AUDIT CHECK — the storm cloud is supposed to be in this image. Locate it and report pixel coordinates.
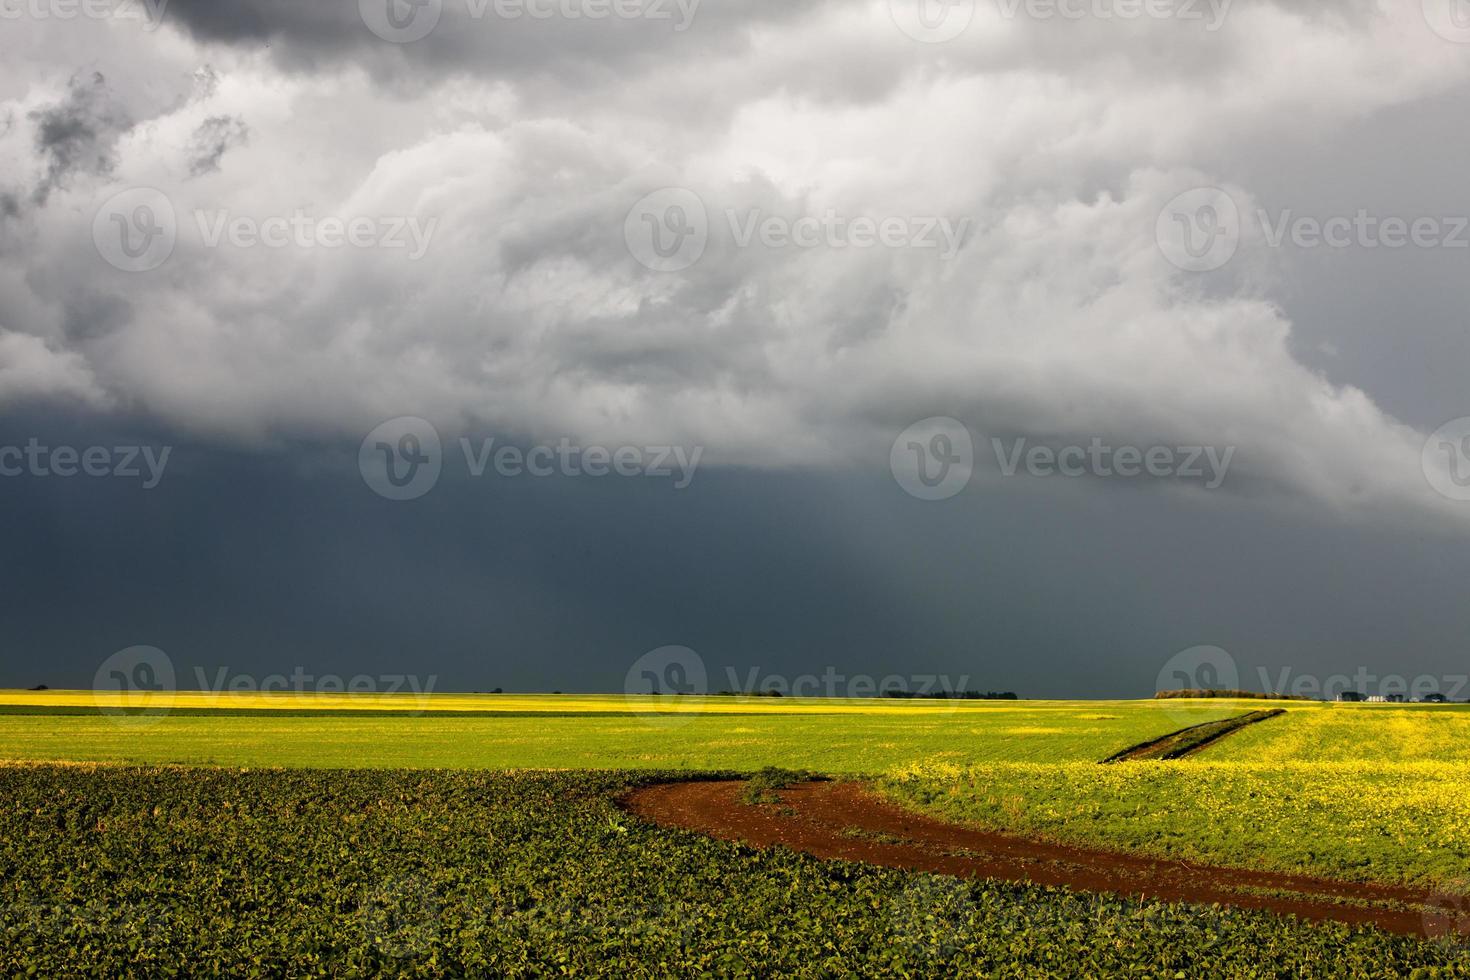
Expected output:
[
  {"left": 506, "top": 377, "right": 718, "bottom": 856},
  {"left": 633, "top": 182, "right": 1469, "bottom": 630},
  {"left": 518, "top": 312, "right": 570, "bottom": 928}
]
[{"left": 1, "top": 1, "right": 1468, "bottom": 692}]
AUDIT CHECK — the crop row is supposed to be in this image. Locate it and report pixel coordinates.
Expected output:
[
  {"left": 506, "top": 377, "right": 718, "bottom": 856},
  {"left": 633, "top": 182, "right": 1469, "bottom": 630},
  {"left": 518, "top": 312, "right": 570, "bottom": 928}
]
[{"left": 0, "top": 766, "right": 1466, "bottom": 977}]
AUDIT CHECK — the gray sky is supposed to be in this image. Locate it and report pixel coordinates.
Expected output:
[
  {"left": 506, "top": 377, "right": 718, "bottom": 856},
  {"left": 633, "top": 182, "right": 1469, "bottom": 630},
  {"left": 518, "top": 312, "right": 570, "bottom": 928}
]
[{"left": 2, "top": 1, "right": 1469, "bottom": 697}]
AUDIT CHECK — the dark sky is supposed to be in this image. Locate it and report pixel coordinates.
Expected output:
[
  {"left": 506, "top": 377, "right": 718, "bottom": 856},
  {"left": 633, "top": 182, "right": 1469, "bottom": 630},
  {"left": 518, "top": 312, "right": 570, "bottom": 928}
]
[
  {"left": 3, "top": 409, "right": 1465, "bottom": 698},
  {"left": 3, "top": 3, "right": 1470, "bottom": 699}
]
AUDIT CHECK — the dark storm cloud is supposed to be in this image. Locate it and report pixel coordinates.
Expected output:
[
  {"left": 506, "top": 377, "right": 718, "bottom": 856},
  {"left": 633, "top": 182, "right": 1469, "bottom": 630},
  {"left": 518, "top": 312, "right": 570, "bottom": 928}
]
[
  {"left": 61, "top": 290, "right": 133, "bottom": 345},
  {"left": 161, "top": 0, "right": 833, "bottom": 81},
  {"left": 186, "top": 115, "right": 249, "bottom": 177},
  {"left": 27, "top": 72, "right": 132, "bottom": 206},
  {"left": 2, "top": 414, "right": 1467, "bottom": 698}
]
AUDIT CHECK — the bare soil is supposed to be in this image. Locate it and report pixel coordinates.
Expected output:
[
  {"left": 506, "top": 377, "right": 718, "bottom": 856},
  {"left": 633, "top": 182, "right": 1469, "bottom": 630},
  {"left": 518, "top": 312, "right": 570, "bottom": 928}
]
[{"left": 622, "top": 779, "right": 1435, "bottom": 937}]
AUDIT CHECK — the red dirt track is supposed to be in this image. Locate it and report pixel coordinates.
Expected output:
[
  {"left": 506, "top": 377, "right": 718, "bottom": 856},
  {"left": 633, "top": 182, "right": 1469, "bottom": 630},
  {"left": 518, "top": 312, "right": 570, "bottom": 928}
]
[{"left": 622, "top": 779, "right": 1436, "bottom": 937}]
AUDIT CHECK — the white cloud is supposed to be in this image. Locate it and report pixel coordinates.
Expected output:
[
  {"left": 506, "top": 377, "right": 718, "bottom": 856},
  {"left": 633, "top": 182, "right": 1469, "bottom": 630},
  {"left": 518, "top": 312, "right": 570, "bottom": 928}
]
[{"left": 1, "top": 0, "right": 1468, "bottom": 525}]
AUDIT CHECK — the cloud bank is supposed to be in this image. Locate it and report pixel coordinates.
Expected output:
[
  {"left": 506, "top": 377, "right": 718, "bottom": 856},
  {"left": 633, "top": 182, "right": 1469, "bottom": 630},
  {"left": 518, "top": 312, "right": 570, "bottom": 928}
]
[{"left": 2, "top": 0, "right": 1468, "bottom": 526}]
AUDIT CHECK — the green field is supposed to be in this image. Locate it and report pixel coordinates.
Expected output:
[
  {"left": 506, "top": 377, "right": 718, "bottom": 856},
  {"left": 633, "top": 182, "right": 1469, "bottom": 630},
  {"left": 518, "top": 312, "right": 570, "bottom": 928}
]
[
  {"left": 0, "top": 690, "right": 1252, "bottom": 775},
  {"left": 2, "top": 766, "right": 1466, "bottom": 978},
  {"left": 883, "top": 702, "right": 1470, "bottom": 887},
  {"left": 0, "top": 691, "right": 1248, "bottom": 770},
  {"left": 3, "top": 692, "right": 1469, "bottom": 976}
]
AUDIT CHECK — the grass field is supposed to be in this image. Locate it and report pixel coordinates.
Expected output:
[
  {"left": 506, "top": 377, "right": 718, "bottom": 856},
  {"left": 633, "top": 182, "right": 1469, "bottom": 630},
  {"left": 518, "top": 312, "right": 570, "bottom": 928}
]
[
  {"left": 2, "top": 691, "right": 1469, "bottom": 975},
  {"left": 882, "top": 702, "right": 1470, "bottom": 888},
  {"left": 0, "top": 691, "right": 1247, "bottom": 770}
]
